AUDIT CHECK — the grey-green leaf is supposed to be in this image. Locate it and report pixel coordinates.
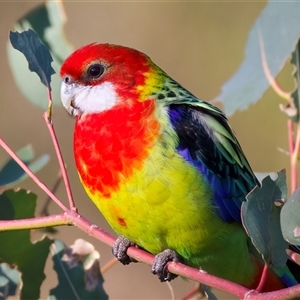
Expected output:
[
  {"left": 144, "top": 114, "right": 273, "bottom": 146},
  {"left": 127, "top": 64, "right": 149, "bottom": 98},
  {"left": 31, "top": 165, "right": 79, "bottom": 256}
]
[
  {"left": 0, "top": 144, "right": 49, "bottom": 188},
  {"left": 217, "top": 2, "right": 300, "bottom": 116},
  {"left": 7, "top": 1, "right": 73, "bottom": 109},
  {"left": 281, "top": 188, "right": 300, "bottom": 245},
  {"left": 0, "top": 189, "right": 53, "bottom": 300},
  {"left": 242, "top": 170, "right": 288, "bottom": 268},
  {"left": 9, "top": 29, "right": 55, "bottom": 90},
  {"left": 0, "top": 263, "right": 21, "bottom": 299}
]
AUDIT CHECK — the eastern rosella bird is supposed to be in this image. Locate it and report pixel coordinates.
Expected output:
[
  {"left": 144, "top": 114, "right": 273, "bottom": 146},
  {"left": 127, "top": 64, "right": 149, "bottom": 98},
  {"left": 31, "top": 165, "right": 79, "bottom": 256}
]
[{"left": 60, "top": 43, "right": 300, "bottom": 292}]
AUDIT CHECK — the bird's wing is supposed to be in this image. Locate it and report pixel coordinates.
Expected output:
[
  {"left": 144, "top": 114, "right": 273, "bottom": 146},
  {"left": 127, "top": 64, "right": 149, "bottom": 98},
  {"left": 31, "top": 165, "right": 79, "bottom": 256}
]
[{"left": 160, "top": 79, "right": 259, "bottom": 222}]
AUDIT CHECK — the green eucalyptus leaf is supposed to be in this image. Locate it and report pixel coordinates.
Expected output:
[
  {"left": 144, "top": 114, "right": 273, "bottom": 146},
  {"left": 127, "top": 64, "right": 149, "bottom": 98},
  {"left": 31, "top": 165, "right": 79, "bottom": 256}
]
[
  {"left": 0, "top": 145, "right": 49, "bottom": 188},
  {"left": 0, "top": 145, "right": 33, "bottom": 187},
  {"left": 0, "top": 263, "right": 21, "bottom": 299},
  {"left": 281, "top": 188, "right": 300, "bottom": 245},
  {"left": 254, "top": 172, "right": 277, "bottom": 183},
  {"left": 217, "top": 2, "right": 300, "bottom": 116},
  {"left": 9, "top": 29, "right": 55, "bottom": 90},
  {"left": 0, "top": 189, "right": 52, "bottom": 300},
  {"left": 242, "top": 170, "right": 288, "bottom": 268},
  {"left": 7, "top": 0, "right": 73, "bottom": 109}
]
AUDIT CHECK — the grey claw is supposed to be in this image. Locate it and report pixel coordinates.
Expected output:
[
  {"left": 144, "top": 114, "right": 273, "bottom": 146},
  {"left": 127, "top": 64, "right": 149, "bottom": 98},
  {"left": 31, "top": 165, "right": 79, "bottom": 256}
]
[
  {"left": 112, "top": 235, "right": 137, "bottom": 265},
  {"left": 152, "top": 249, "right": 180, "bottom": 282}
]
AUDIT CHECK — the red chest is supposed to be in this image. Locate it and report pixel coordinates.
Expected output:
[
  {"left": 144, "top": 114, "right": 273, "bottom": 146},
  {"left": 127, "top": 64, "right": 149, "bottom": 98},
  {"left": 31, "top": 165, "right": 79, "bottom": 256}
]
[{"left": 73, "top": 101, "right": 160, "bottom": 197}]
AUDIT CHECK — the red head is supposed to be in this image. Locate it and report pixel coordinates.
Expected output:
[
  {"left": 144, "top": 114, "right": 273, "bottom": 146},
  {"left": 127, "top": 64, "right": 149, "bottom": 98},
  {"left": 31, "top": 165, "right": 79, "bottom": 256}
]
[{"left": 60, "top": 43, "right": 155, "bottom": 116}]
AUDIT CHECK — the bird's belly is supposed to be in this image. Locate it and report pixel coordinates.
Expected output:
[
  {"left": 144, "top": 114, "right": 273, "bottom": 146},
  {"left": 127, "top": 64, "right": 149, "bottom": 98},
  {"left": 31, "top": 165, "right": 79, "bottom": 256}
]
[
  {"left": 79, "top": 144, "right": 256, "bottom": 286},
  {"left": 81, "top": 149, "right": 222, "bottom": 258}
]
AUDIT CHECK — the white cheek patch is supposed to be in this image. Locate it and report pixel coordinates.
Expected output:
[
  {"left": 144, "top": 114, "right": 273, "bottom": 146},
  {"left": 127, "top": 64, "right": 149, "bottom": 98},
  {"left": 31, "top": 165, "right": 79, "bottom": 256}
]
[
  {"left": 61, "top": 81, "right": 118, "bottom": 115},
  {"left": 74, "top": 82, "right": 118, "bottom": 114}
]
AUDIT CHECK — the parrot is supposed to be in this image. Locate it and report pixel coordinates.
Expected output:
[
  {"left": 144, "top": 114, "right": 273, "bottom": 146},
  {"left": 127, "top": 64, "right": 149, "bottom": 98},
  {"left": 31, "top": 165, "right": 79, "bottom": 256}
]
[{"left": 60, "top": 43, "right": 300, "bottom": 292}]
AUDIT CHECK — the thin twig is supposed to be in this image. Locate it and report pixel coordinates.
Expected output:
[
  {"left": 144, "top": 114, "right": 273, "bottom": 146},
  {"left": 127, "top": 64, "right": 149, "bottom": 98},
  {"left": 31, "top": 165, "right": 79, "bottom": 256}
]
[
  {"left": 0, "top": 137, "right": 69, "bottom": 212},
  {"left": 258, "top": 28, "right": 291, "bottom": 101},
  {"left": 259, "top": 28, "right": 298, "bottom": 194},
  {"left": 166, "top": 281, "right": 176, "bottom": 300},
  {"left": 288, "top": 120, "right": 297, "bottom": 192},
  {"left": 288, "top": 119, "right": 295, "bottom": 156},
  {"left": 255, "top": 263, "right": 269, "bottom": 292},
  {"left": 43, "top": 113, "right": 77, "bottom": 211},
  {"left": 100, "top": 257, "right": 118, "bottom": 274},
  {"left": 291, "top": 122, "right": 300, "bottom": 192}
]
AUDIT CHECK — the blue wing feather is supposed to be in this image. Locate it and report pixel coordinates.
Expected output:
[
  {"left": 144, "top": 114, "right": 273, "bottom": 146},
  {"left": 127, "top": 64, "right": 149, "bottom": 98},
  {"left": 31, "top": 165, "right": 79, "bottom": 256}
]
[{"left": 168, "top": 103, "right": 259, "bottom": 223}]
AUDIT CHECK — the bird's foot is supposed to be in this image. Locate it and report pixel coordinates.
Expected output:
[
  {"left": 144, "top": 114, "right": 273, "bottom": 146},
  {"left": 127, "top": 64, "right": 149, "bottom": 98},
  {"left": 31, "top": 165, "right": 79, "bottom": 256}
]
[
  {"left": 112, "top": 235, "right": 138, "bottom": 265},
  {"left": 152, "top": 249, "right": 181, "bottom": 282}
]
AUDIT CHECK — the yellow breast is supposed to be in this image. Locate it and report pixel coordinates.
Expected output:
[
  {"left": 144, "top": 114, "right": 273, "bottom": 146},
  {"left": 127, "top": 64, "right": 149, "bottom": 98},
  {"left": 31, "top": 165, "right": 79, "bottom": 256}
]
[{"left": 81, "top": 134, "right": 218, "bottom": 255}]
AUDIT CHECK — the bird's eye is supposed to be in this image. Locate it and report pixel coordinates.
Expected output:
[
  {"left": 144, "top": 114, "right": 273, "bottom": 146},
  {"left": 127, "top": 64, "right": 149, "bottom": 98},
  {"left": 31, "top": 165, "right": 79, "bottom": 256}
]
[
  {"left": 64, "top": 76, "right": 71, "bottom": 84},
  {"left": 87, "top": 64, "right": 105, "bottom": 79}
]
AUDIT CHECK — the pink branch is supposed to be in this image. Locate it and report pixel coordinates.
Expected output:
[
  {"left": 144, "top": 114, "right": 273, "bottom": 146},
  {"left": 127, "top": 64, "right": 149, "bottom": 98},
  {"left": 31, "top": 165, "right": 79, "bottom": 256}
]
[
  {"left": 66, "top": 210, "right": 250, "bottom": 298},
  {"left": 258, "top": 28, "right": 291, "bottom": 101},
  {"left": 44, "top": 84, "right": 76, "bottom": 211},
  {"left": 291, "top": 122, "right": 300, "bottom": 192},
  {"left": 66, "top": 211, "right": 300, "bottom": 299},
  {"left": 259, "top": 28, "right": 299, "bottom": 194},
  {"left": 288, "top": 120, "right": 297, "bottom": 192},
  {"left": 0, "top": 137, "right": 69, "bottom": 212},
  {"left": 288, "top": 119, "right": 295, "bottom": 155},
  {"left": 0, "top": 213, "right": 70, "bottom": 230},
  {"left": 247, "top": 284, "right": 300, "bottom": 300},
  {"left": 181, "top": 284, "right": 202, "bottom": 300},
  {"left": 1, "top": 199, "right": 300, "bottom": 299},
  {"left": 255, "top": 263, "right": 269, "bottom": 292},
  {"left": 43, "top": 112, "right": 77, "bottom": 211},
  {"left": 0, "top": 208, "right": 251, "bottom": 297},
  {"left": 100, "top": 257, "right": 119, "bottom": 274}
]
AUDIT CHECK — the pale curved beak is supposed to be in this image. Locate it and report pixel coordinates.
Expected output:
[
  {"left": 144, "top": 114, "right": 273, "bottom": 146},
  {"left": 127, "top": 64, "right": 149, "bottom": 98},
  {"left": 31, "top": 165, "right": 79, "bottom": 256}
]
[{"left": 60, "top": 80, "right": 80, "bottom": 116}]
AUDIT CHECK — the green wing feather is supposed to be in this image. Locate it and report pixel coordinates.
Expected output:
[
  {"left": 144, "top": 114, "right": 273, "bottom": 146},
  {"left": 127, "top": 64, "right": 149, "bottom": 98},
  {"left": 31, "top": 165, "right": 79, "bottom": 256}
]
[{"left": 155, "top": 76, "right": 259, "bottom": 221}]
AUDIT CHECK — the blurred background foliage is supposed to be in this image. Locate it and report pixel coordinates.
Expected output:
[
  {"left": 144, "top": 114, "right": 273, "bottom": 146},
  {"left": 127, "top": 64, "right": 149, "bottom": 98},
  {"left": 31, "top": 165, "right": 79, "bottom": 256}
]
[{"left": 0, "top": 1, "right": 298, "bottom": 299}]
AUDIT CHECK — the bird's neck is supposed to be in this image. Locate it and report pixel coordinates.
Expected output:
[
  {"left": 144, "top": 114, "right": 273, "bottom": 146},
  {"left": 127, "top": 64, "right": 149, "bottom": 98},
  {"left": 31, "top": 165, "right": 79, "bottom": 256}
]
[{"left": 73, "top": 100, "right": 161, "bottom": 198}]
